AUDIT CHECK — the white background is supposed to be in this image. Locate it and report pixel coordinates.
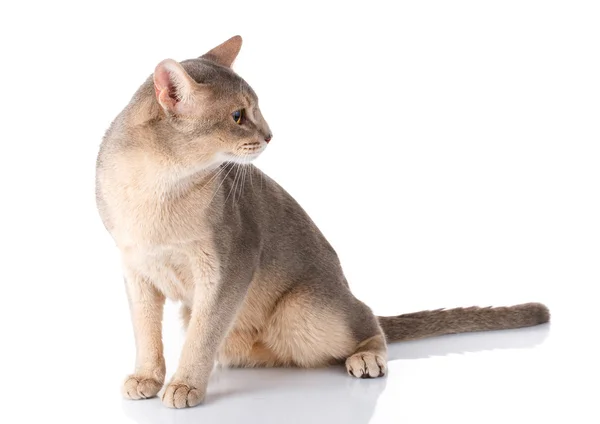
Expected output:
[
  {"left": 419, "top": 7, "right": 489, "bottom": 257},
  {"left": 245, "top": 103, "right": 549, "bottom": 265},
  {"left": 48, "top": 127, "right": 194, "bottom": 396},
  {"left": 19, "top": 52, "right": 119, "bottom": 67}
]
[{"left": 1, "top": 1, "right": 598, "bottom": 423}]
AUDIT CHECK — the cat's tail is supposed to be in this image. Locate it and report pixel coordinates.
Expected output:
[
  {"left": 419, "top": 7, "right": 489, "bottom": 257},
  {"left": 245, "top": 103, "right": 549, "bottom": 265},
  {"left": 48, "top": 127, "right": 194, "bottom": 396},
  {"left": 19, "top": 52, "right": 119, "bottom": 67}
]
[{"left": 378, "top": 302, "right": 550, "bottom": 343}]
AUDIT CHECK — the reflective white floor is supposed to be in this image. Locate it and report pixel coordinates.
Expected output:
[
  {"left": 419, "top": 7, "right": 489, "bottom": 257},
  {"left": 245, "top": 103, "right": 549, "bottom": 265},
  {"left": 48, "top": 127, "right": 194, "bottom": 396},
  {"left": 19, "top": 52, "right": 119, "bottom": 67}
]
[
  {"left": 6, "top": 308, "right": 593, "bottom": 424},
  {"left": 122, "top": 326, "right": 554, "bottom": 424},
  {"left": 116, "top": 321, "right": 592, "bottom": 424}
]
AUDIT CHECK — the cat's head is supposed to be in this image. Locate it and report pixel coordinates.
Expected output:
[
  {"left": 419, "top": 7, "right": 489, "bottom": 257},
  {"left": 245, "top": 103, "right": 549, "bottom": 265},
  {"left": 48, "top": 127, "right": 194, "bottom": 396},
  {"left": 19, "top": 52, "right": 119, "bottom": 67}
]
[{"left": 149, "top": 36, "right": 272, "bottom": 166}]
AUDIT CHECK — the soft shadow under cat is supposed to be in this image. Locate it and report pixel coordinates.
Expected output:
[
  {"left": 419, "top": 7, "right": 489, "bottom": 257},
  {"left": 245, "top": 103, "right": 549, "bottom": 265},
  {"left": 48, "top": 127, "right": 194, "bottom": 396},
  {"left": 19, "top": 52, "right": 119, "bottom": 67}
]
[{"left": 122, "top": 324, "right": 549, "bottom": 424}]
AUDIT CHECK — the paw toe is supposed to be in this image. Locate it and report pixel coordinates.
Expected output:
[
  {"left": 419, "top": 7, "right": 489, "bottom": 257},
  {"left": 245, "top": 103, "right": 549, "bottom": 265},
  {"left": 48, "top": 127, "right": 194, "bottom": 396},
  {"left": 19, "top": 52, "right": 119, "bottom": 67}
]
[
  {"left": 162, "top": 382, "right": 204, "bottom": 409},
  {"left": 346, "top": 352, "right": 387, "bottom": 378},
  {"left": 123, "top": 375, "right": 163, "bottom": 400}
]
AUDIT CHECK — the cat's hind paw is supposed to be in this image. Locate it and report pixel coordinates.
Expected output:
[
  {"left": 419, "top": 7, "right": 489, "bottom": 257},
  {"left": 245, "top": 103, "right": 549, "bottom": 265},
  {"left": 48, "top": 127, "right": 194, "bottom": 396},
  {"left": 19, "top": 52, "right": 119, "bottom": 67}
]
[{"left": 346, "top": 352, "right": 387, "bottom": 378}]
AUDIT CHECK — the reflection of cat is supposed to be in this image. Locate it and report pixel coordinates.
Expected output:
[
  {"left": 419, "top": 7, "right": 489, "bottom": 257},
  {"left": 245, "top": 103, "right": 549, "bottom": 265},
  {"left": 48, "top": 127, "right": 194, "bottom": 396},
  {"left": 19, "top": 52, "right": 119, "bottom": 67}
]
[
  {"left": 122, "top": 325, "right": 548, "bottom": 423},
  {"left": 96, "top": 35, "right": 550, "bottom": 409},
  {"left": 123, "top": 367, "right": 386, "bottom": 424}
]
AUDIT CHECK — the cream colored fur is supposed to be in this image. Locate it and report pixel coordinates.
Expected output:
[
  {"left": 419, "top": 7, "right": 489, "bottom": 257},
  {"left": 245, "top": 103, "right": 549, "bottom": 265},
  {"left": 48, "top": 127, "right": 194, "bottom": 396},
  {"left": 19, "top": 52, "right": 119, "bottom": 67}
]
[{"left": 96, "top": 36, "right": 550, "bottom": 409}]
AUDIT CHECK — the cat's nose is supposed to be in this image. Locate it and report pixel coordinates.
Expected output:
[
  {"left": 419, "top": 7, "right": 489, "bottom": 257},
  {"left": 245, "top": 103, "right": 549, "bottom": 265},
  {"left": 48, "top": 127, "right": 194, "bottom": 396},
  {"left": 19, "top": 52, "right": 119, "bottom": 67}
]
[{"left": 264, "top": 134, "right": 272, "bottom": 143}]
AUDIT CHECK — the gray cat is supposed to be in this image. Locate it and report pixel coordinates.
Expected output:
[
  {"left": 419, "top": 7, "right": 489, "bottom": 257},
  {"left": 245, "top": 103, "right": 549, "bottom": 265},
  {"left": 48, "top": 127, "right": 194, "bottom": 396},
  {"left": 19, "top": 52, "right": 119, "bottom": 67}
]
[{"left": 95, "top": 35, "right": 550, "bottom": 408}]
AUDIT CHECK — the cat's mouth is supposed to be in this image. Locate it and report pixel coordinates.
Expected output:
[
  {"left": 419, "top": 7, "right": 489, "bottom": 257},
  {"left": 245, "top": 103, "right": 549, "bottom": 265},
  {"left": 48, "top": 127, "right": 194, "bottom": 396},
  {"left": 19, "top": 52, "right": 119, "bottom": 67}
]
[
  {"left": 224, "top": 150, "right": 264, "bottom": 164},
  {"left": 224, "top": 142, "right": 267, "bottom": 164}
]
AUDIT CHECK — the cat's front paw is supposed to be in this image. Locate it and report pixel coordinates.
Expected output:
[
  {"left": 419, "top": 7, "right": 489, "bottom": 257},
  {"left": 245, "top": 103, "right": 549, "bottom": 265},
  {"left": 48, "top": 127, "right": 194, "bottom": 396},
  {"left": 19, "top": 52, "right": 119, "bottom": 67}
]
[
  {"left": 161, "top": 381, "right": 205, "bottom": 408},
  {"left": 123, "top": 375, "right": 163, "bottom": 400}
]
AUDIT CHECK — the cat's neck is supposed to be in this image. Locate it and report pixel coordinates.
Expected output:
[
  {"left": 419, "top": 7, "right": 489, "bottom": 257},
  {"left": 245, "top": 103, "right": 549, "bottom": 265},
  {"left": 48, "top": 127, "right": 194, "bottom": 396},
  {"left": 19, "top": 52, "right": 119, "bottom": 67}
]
[
  {"left": 145, "top": 156, "right": 223, "bottom": 201},
  {"left": 104, "top": 138, "right": 223, "bottom": 202},
  {"left": 159, "top": 161, "right": 224, "bottom": 198}
]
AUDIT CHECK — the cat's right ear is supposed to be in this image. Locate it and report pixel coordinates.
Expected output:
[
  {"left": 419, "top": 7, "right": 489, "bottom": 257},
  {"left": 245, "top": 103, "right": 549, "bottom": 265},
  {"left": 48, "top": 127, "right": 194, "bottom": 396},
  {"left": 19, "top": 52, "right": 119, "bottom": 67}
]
[
  {"left": 153, "top": 59, "right": 197, "bottom": 115},
  {"left": 201, "top": 35, "right": 243, "bottom": 68}
]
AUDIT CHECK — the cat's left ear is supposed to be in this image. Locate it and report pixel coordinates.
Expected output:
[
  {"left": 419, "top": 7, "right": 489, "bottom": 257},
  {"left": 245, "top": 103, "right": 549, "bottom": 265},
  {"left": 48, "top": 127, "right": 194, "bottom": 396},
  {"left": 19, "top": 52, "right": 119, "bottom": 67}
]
[
  {"left": 153, "top": 59, "right": 198, "bottom": 115},
  {"left": 201, "top": 35, "right": 243, "bottom": 68}
]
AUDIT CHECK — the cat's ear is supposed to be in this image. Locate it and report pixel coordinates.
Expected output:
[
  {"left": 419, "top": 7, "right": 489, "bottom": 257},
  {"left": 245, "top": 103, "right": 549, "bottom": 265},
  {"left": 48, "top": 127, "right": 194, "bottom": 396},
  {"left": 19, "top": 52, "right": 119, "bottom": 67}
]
[
  {"left": 153, "top": 59, "right": 198, "bottom": 114},
  {"left": 201, "top": 35, "right": 243, "bottom": 68}
]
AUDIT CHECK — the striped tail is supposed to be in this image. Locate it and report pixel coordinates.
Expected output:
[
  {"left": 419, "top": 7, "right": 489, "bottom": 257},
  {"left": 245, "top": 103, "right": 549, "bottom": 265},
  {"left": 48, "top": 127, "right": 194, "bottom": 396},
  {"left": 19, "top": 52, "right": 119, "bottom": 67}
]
[{"left": 378, "top": 302, "right": 550, "bottom": 342}]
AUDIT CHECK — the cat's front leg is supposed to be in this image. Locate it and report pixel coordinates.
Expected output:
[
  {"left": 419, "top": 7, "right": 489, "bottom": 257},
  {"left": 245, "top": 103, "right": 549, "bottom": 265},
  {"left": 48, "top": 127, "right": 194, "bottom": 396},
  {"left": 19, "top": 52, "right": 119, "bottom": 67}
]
[
  {"left": 122, "top": 271, "right": 166, "bottom": 400},
  {"left": 162, "top": 263, "right": 249, "bottom": 408}
]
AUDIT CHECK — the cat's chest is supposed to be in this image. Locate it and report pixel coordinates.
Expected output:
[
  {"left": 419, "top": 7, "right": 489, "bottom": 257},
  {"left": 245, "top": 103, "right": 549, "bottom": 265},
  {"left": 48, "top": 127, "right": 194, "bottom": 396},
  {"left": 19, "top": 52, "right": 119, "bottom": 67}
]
[
  {"left": 99, "top": 168, "right": 220, "bottom": 302},
  {"left": 124, "top": 244, "right": 200, "bottom": 303},
  {"left": 106, "top": 185, "right": 212, "bottom": 248}
]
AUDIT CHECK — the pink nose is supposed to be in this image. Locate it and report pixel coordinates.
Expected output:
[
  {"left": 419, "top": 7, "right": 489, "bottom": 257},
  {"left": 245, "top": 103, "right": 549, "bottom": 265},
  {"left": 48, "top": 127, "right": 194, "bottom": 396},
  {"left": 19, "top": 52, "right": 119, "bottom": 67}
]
[{"left": 264, "top": 134, "right": 272, "bottom": 143}]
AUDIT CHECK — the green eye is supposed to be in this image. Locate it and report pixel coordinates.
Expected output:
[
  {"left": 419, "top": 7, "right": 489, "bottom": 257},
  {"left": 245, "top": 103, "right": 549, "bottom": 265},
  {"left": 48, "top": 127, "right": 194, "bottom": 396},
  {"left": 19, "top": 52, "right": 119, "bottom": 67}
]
[{"left": 232, "top": 109, "right": 244, "bottom": 125}]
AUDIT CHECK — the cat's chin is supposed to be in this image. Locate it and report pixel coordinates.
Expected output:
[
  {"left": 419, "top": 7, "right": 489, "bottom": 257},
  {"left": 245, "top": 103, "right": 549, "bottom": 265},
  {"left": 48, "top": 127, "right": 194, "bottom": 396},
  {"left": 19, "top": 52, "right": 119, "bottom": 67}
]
[{"left": 219, "top": 152, "right": 262, "bottom": 165}]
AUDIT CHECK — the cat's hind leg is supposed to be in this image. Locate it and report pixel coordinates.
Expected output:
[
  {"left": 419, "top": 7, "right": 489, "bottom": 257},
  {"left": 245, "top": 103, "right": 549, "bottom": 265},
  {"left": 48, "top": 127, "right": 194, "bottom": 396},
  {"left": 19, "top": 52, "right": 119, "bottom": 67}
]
[{"left": 261, "top": 284, "right": 388, "bottom": 377}]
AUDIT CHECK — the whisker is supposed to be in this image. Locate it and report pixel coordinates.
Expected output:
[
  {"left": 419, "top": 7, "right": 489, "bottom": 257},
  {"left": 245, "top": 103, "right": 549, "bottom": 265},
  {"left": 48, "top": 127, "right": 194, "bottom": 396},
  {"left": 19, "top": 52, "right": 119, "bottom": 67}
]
[
  {"left": 235, "top": 163, "right": 244, "bottom": 203},
  {"left": 248, "top": 159, "right": 254, "bottom": 191},
  {"left": 199, "top": 163, "right": 228, "bottom": 192},
  {"left": 260, "top": 165, "right": 264, "bottom": 192},
  {"left": 235, "top": 158, "right": 247, "bottom": 205},
  {"left": 239, "top": 159, "right": 249, "bottom": 204},
  {"left": 208, "top": 162, "right": 236, "bottom": 206},
  {"left": 225, "top": 164, "right": 241, "bottom": 205}
]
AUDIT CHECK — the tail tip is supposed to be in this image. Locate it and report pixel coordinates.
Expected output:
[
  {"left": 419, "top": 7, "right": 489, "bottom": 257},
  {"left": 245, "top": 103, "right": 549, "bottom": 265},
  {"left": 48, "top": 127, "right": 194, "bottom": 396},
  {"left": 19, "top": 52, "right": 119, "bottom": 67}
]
[{"left": 522, "top": 302, "right": 550, "bottom": 324}]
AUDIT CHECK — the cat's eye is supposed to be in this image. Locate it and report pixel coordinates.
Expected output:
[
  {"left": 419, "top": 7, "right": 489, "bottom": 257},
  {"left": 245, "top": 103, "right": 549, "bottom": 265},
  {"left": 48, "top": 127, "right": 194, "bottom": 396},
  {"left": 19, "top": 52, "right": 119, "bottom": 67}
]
[{"left": 232, "top": 109, "right": 244, "bottom": 125}]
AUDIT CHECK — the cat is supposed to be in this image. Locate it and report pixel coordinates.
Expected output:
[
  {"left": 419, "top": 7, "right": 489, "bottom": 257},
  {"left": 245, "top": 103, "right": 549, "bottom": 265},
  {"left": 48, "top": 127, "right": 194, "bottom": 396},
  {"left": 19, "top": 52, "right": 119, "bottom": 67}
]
[{"left": 95, "top": 35, "right": 550, "bottom": 409}]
